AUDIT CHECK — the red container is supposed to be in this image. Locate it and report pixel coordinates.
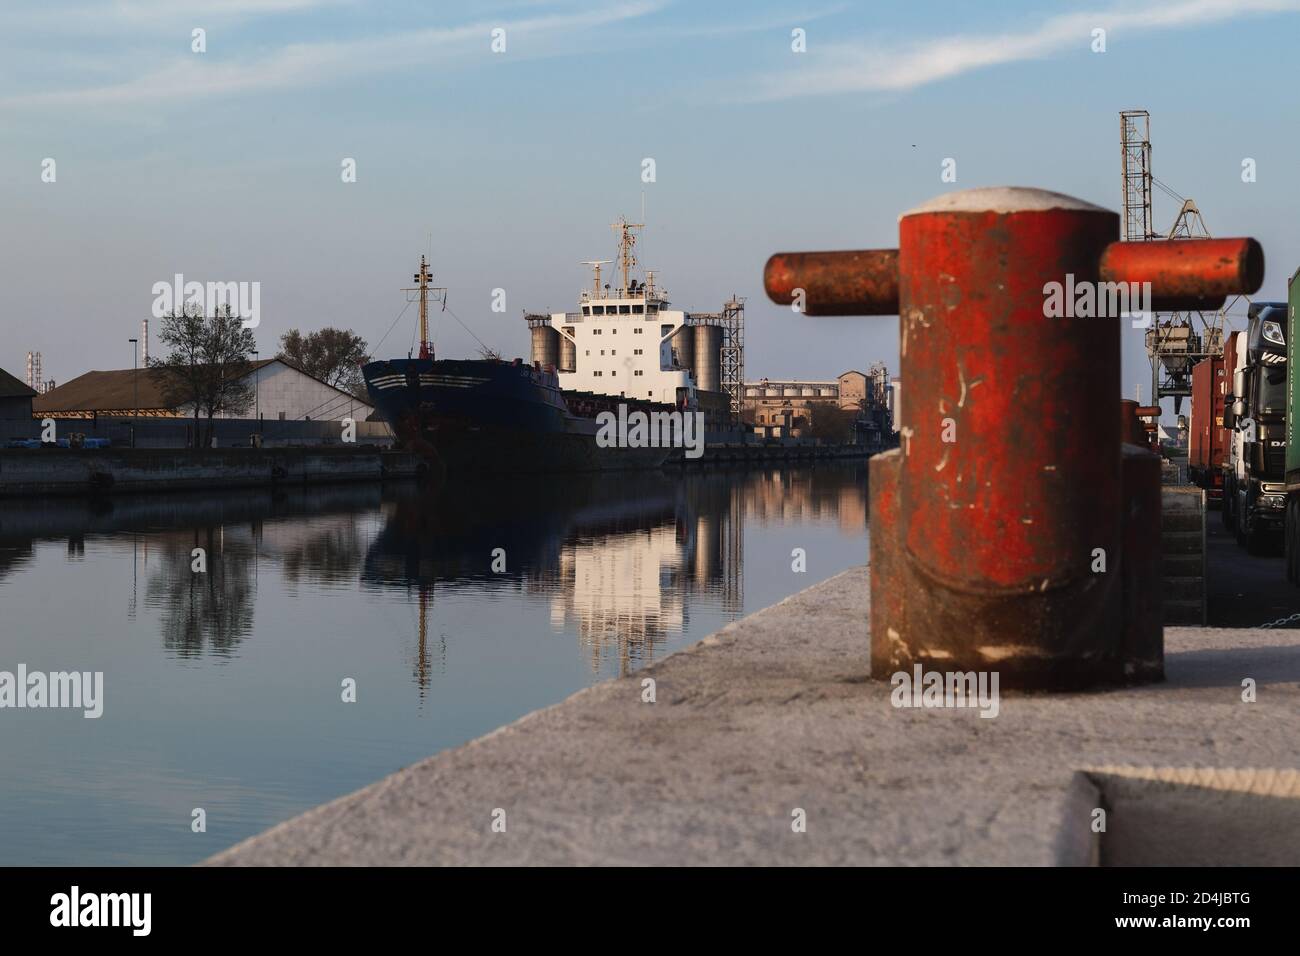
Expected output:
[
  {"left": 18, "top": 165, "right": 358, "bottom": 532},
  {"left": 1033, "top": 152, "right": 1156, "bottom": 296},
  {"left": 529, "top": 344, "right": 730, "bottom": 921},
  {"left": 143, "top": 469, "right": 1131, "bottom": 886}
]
[{"left": 1188, "top": 354, "right": 1227, "bottom": 498}]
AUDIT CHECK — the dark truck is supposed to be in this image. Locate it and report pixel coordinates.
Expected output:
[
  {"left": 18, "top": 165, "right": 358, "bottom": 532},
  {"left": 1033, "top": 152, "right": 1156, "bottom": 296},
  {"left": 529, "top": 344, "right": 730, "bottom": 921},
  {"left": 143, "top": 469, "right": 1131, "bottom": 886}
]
[{"left": 1225, "top": 302, "right": 1288, "bottom": 553}]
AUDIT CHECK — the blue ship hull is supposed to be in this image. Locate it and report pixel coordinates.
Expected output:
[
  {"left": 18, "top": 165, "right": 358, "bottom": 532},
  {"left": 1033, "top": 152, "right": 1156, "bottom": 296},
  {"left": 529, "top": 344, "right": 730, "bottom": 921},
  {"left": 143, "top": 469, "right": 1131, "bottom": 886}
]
[{"left": 362, "top": 357, "right": 672, "bottom": 476}]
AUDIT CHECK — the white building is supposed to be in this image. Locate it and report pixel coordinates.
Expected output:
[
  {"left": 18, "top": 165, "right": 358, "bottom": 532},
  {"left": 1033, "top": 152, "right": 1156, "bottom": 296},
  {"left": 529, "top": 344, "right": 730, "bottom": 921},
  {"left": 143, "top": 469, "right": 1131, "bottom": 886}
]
[
  {"left": 236, "top": 359, "right": 371, "bottom": 422},
  {"left": 528, "top": 219, "right": 725, "bottom": 408},
  {"left": 33, "top": 358, "right": 372, "bottom": 422},
  {"left": 542, "top": 291, "right": 695, "bottom": 404}
]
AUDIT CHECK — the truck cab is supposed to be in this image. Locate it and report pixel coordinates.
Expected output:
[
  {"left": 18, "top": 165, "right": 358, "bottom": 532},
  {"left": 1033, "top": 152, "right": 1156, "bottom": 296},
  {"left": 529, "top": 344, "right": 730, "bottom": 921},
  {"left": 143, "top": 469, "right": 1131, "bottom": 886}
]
[{"left": 1225, "top": 302, "right": 1287, "bottom": 553}]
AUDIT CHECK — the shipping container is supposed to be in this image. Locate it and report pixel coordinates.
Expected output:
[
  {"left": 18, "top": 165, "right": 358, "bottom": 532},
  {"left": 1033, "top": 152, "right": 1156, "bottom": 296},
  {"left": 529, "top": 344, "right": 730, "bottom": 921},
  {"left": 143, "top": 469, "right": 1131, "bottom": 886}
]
[{"left": 1188, "top": 352, "right": 1227, "bottom": 501}]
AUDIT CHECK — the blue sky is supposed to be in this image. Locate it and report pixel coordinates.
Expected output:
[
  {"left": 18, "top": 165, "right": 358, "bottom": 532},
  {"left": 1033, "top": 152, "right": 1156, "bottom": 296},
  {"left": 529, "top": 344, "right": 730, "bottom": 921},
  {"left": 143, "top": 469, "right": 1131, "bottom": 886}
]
[{"left": 3, "top": 0, "right": 1300, "bottom": 415}]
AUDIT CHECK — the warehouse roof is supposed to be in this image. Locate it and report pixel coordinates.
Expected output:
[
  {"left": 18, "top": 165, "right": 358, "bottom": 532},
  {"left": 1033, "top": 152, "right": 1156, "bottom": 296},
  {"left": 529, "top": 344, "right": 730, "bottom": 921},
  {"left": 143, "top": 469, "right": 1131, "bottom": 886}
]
[
  {"left": 0, "top": 367, "right": 37, "bottom": 399},
  {"left": 34, "top": 359, "right": 281, "bottom": 415}
]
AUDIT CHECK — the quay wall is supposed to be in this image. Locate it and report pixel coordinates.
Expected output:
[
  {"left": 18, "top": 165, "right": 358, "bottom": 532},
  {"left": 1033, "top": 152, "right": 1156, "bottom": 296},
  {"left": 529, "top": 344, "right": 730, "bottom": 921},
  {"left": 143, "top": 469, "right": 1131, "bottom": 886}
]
[
  {"left": 0, "top": 416, "right": 395, "bottom": 449},
  {"left": 0, "top": 447, "right": 421, "bottom": 497}
]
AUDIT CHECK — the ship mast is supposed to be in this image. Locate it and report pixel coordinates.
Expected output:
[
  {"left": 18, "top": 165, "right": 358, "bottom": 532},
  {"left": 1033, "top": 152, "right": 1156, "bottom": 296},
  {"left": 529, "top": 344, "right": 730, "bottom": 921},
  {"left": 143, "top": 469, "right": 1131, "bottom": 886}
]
[
  {"left": 611, "top": 217, "right": 644, "bottom": 295},
  {"left": 403, "top": 255, "right": 446, "bottom": 360},
  {"left": 581, "top": 259, "right": 612, "bottom": 296}
]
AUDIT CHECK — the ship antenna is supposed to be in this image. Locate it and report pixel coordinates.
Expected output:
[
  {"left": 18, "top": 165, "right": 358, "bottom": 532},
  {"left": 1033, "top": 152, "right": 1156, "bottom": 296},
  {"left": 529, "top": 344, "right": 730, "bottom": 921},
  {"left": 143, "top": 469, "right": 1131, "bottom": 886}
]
[
  {"left": 610, "top": 216, "right": 644, "bottom": 296},
  {"left": 580, "top": 259, "right": 612, "bottom": 296}
]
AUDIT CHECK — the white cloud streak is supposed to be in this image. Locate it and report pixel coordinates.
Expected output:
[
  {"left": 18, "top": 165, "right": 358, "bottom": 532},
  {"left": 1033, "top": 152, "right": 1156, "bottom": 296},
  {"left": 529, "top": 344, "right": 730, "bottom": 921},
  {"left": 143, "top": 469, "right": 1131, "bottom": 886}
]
[
  {"left": 2, "top": 1, "right": 665, "bottom": 109},
  {"left": 747, "top": 0, "right": 1300, "bottom": 102}
]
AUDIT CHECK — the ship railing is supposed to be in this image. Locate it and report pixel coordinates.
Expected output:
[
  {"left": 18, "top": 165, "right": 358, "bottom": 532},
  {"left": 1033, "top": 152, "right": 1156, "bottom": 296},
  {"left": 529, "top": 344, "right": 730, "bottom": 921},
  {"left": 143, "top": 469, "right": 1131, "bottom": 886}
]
[{"left": 578, "top": 289, "right": 669, "bottom": 305}]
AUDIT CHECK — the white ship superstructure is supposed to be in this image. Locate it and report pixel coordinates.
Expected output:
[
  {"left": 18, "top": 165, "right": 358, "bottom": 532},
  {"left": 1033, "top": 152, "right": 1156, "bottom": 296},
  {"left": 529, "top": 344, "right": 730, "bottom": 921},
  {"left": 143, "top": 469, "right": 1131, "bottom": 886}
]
[{"left": 527, "top": 218, "right": 743, "bottom": 414}]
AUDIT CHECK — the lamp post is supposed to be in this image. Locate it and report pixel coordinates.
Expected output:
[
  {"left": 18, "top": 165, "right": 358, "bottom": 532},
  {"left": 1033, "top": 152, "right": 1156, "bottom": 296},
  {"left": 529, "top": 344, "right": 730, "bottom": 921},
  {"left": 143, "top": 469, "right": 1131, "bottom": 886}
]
[
  {"left": 253, "top": 350, "right": 260, "bottom": 427},
  {"left": 129, "top": 337, "right": 138, "bottom": 448}
]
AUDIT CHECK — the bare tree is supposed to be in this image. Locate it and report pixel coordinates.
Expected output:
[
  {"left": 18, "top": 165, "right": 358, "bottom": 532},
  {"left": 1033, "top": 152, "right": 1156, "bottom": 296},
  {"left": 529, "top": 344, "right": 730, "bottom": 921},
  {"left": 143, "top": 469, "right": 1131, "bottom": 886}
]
[{"left": 150, "top": 304, "right": 257, "bottom": 447}]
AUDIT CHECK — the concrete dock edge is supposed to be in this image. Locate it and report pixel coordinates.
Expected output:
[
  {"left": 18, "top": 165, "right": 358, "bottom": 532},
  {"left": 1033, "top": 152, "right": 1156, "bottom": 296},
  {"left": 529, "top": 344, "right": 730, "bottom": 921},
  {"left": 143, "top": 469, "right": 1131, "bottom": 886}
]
[{"left": 207, "top": 567, "right": 1300, "bottom": 866}]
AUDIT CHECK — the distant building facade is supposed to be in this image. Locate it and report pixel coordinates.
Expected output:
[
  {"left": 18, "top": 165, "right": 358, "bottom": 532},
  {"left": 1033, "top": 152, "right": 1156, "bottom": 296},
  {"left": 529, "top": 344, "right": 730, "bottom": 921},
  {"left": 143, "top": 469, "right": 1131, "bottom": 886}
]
[
  {"left": 743, "top": 368, "right": 892, "bottom": 439},
  {"left": 0, "top": 367, "right": 37, "bottom": 421},
  {"left": 33, "top": 359, "right": 372, "bottom": 422}
]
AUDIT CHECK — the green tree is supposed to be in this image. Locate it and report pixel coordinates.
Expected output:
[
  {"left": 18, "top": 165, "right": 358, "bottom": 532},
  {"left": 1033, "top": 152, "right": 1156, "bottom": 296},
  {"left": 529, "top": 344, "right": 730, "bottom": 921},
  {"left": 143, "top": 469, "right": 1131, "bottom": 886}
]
[
  {"left": 150, "top": 304, "right": 257, "bottom": 447},
  {"left": 805, "top": 400, "right": 856, "bottom": 443},
  {"left": 278, "top": 327, "right": 369, "bottom": 397}
]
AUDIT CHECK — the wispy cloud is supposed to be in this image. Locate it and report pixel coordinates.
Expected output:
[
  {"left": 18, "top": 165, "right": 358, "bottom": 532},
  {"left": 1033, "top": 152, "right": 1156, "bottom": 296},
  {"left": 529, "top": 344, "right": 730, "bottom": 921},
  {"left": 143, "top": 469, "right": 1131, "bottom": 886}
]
[
  {"left": 2, "top": 1, "right": 666, "bottom": 109},
  {"left": 659, "top": 3, "right": 849, "bottom": 40},
  {"left": 0, "top": 0, "right": 357, "bottom": 33},
  {"left": 745, "top": 0, "right": 1300, "bottom": 102}
]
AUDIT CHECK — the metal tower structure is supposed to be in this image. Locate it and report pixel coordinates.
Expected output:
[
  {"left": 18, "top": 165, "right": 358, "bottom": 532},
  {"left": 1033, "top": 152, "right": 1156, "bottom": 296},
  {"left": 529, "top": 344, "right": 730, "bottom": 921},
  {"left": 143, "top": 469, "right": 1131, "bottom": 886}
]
[
  {"left": 25, "top": 351, "right": 42, "bottom": 393},
  {"left": 1121, "top": 109, "right": 1226, "bottom": 414},
  {"left": 1120, "top": 110, "right": 1155, "bottom": 242},
  {"left": 719, "top": 296, "right": 745, "bottom": 422},
  {"left": 686, "top": 297, "right": 746, "bottom": 424}
]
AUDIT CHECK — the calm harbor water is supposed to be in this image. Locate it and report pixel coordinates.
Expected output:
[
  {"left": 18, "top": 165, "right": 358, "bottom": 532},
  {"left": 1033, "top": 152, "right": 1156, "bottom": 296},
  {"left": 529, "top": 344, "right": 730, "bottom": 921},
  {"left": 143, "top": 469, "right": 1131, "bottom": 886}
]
[{"left": 0, "top": 465, "right": 867, "bottom": 866}]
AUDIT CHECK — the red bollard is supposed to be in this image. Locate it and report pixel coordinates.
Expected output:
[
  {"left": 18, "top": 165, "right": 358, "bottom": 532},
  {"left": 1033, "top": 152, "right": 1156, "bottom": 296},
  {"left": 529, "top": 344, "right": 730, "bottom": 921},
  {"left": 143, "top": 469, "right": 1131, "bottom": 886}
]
[{"left": 766, "top": 187, "right": 1262, "bottom": 689}]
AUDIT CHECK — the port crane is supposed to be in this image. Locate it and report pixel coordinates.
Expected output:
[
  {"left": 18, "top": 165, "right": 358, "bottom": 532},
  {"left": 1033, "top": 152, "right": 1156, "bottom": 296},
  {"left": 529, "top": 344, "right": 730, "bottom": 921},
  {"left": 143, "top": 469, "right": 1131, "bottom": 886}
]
[{"left": 1120, "top": 109, "right": 1234, "bottom": 414}]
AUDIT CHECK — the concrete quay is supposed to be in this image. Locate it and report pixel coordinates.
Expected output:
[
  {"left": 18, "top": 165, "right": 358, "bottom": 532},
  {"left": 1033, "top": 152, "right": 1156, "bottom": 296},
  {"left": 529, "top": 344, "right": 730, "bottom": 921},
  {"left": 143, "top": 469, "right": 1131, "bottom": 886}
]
[
  {"left": 208, "top": 566, "right": 1300, "bottom": 866},
  {"left": 0, "top": 447, "right": 421, "bottom": 497}
]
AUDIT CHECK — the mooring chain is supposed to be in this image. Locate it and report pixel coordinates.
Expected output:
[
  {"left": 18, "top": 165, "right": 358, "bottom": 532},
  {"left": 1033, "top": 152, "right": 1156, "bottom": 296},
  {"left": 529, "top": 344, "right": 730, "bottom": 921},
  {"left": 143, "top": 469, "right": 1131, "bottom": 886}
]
[{"left": 1256, "top": 612, "right": 1300, "bottom": 629}]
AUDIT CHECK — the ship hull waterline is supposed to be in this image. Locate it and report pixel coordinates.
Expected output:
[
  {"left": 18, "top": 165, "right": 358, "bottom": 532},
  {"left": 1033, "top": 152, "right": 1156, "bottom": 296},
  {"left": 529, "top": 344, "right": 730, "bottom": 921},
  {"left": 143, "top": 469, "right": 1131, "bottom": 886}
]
[{"left": 363, "top": 357, "right": 674, "bottom": 477}]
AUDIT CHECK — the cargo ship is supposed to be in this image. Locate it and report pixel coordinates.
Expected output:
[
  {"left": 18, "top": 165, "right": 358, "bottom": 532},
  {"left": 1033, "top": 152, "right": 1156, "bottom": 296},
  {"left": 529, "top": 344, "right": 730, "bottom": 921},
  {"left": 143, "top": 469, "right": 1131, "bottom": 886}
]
[{"left": 363, "top": 221, "right": 738, "bottom": 476}]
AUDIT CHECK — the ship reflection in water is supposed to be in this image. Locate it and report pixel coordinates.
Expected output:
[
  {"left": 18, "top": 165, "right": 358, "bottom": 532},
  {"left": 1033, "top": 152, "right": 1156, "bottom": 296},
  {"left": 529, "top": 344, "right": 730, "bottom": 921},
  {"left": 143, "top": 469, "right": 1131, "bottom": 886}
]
[
  {"left": 0, "top": 465, "right": 866, "bottom": 866},
  {"left": 366, "top": 473, "right": 756, "bottom": 684}
]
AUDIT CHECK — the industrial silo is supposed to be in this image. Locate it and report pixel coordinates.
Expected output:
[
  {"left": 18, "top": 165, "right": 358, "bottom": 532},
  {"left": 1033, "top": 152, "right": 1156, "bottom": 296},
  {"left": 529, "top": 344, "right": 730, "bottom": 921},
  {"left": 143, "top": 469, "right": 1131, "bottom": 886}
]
[
  {"left": 693, "top": 324, "right": 722, "bottom": 393},
  {"left": 672, "top": 326, "right": 694, "bottom": 372},
  {"left": 559, "top": 327, "right": 576, "bottom": 372},
  {"left": 530, "top": 325, "right": 560, "bottom": 369}
]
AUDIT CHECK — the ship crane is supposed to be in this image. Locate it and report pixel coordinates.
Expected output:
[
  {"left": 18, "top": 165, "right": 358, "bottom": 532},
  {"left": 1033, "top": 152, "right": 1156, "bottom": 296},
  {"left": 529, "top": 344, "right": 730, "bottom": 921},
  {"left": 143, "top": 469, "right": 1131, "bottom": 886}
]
[{"left": 1119, "top": 109, "right": 1227, "bottom": 414}]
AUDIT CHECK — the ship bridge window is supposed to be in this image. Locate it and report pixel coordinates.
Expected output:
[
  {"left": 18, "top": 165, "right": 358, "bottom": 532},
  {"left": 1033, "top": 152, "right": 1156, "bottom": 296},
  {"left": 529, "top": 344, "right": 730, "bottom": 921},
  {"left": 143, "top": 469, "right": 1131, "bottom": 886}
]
[
  {"left": 583, "top": 306, "right": 591, "bottom": 315},
  {"left": 633, "top": 304, "right": 644, "bottom": 314},
  {"left": 593, "top": 306, "right": 605, "bottom": 315},
  {"left": 619, "top": 305, "right": 631, "bottom": 315}
]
